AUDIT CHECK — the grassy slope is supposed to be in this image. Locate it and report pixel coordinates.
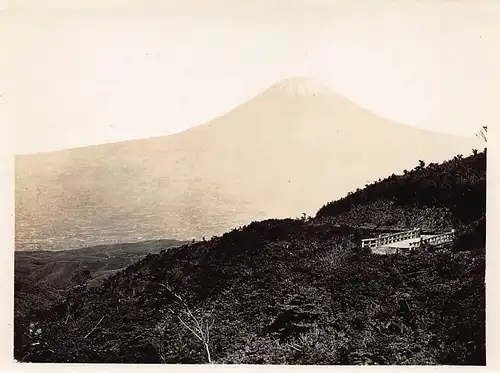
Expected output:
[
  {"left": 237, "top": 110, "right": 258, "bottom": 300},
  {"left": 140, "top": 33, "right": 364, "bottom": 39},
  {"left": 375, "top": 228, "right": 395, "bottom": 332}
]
[{"left": 14, "top": 150, "right": 486, "bottom": 365}]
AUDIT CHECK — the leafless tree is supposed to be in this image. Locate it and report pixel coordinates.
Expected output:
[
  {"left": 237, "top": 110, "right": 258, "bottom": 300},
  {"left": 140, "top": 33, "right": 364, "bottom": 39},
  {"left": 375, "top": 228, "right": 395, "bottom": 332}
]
[
  {"left": 162, "top": 284, "right": 214, "bottom": 363},
  {"left": 476, "top": 126, "right": 487, "bottom": 143}
]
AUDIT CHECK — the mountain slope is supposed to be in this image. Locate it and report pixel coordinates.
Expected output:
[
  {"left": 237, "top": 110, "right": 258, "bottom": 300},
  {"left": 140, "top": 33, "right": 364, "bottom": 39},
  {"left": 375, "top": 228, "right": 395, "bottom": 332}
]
[
  {"left": 15, "top": 77, "right": 483, "bottom": 250},
  {"left": 317, "top": 150, "right": 486, "bottom": 237},
  {"left": 14, "top": 150, "right": 486, "bottom": 365},
  {"left": 14, "top": 239, "right": 187, "bottom": 317}
]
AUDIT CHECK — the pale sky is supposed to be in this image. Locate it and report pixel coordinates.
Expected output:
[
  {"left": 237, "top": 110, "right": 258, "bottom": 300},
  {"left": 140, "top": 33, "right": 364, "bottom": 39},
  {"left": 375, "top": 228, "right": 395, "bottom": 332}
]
[{"left": 2, "top": 0, "right": 499, "bottom": 155}]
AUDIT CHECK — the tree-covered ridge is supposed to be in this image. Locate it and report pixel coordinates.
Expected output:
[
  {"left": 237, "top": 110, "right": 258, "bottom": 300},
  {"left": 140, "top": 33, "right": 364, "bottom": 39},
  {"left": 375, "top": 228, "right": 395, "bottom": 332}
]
[
  {"left": 14, "top": 150, "right": 486, "bottom": 365},
  {"left": 317, "top": 149, "right": 486, "bottom": 228}
]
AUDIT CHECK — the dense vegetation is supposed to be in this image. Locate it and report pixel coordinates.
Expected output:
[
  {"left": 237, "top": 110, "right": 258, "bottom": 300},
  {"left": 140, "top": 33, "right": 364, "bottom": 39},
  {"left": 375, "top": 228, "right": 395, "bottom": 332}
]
[
  {"left": 15, "top": 239, "right": 186, "bottom": 317},
  {"left": 14, "top": 150, "right": 486, "bottom": 365},
  {"left": 317, "top": 150, "right": 486, "bottom": 236}
]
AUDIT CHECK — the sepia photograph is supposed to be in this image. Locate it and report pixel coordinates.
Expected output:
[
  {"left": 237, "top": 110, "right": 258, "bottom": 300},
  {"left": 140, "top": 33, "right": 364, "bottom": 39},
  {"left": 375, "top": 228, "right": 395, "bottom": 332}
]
[{"left": 4, "top": 0, "right": 497, "bottom": 367}]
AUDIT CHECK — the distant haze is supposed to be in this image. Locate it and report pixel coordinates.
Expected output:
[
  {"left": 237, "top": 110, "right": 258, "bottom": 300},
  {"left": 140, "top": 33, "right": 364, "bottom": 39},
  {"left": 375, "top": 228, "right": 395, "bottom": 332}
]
[{"left": 15, "top": 77, "right": 483, "bottom": 250}]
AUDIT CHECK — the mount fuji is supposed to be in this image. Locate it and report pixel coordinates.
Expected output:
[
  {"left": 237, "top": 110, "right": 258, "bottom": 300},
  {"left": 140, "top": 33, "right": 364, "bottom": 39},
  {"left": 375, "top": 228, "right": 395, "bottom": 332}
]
[{"left": 15, "top": 77, "right": 482, "bottom": 250}]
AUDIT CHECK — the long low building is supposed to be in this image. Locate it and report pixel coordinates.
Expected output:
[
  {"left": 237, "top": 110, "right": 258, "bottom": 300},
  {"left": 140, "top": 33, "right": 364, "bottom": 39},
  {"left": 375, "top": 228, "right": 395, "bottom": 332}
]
[{"left": 361, "top": 228, "right": 455, "bottom": 254}]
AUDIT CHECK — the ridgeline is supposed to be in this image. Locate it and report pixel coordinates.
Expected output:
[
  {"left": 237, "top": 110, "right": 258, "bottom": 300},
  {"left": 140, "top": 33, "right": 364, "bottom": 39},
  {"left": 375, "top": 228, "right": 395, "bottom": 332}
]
[{"left": 14, "top": 149, "right": 486, "bottom": 365}]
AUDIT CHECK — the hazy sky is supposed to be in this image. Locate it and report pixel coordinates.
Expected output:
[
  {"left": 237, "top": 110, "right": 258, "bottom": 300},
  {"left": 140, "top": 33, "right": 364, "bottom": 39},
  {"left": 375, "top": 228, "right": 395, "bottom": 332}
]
[{"left": 2, "top": 0, "right": 499, "bottom": 154}]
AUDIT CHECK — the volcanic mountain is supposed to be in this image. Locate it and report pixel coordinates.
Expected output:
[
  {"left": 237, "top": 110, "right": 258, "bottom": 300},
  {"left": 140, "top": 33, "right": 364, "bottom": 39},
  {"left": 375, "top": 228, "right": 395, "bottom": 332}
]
[{"left": 15, "top": 77, "right": 482, "bottom": 250}]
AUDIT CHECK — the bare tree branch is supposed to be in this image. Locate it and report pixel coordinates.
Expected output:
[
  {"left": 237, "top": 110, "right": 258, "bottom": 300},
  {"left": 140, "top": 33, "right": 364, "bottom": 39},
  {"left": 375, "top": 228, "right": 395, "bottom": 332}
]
[
  {"left": 476, "top": 126, "right": 487, "bottom": 143},
  {"left": 84, "top": 315, "right": 105, "bottom": 339},
  {"left": 177, "top": 315, "right": 203, "bottom": 341},
  {"left": 185, "top": 308, "right": 204, "bottom": 337},
  {"left": 160, "top": 285, "right": 214, "bottom": 363}
]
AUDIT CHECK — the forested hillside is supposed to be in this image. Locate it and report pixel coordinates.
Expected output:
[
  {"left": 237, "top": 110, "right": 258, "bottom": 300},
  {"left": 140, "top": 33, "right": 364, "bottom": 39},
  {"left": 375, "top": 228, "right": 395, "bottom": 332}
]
[
  {"left": 14, "top": 149, "right": 486, "bottom": 365},
  {"left": 316, "top": 149, "right": 486, "bottom": 249},
  {"left": 15, "top": 239, "right": 186, "bottom": 317}
]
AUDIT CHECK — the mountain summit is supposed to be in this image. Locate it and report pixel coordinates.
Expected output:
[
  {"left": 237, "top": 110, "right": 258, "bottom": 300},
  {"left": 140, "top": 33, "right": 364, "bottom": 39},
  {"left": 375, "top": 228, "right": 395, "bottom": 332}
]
[
  {"left": 270, "top": 77, "right": 335, "bottom": 98},
  {"left": 15, "top": 78, "right": 483, "bottom": 250}
]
